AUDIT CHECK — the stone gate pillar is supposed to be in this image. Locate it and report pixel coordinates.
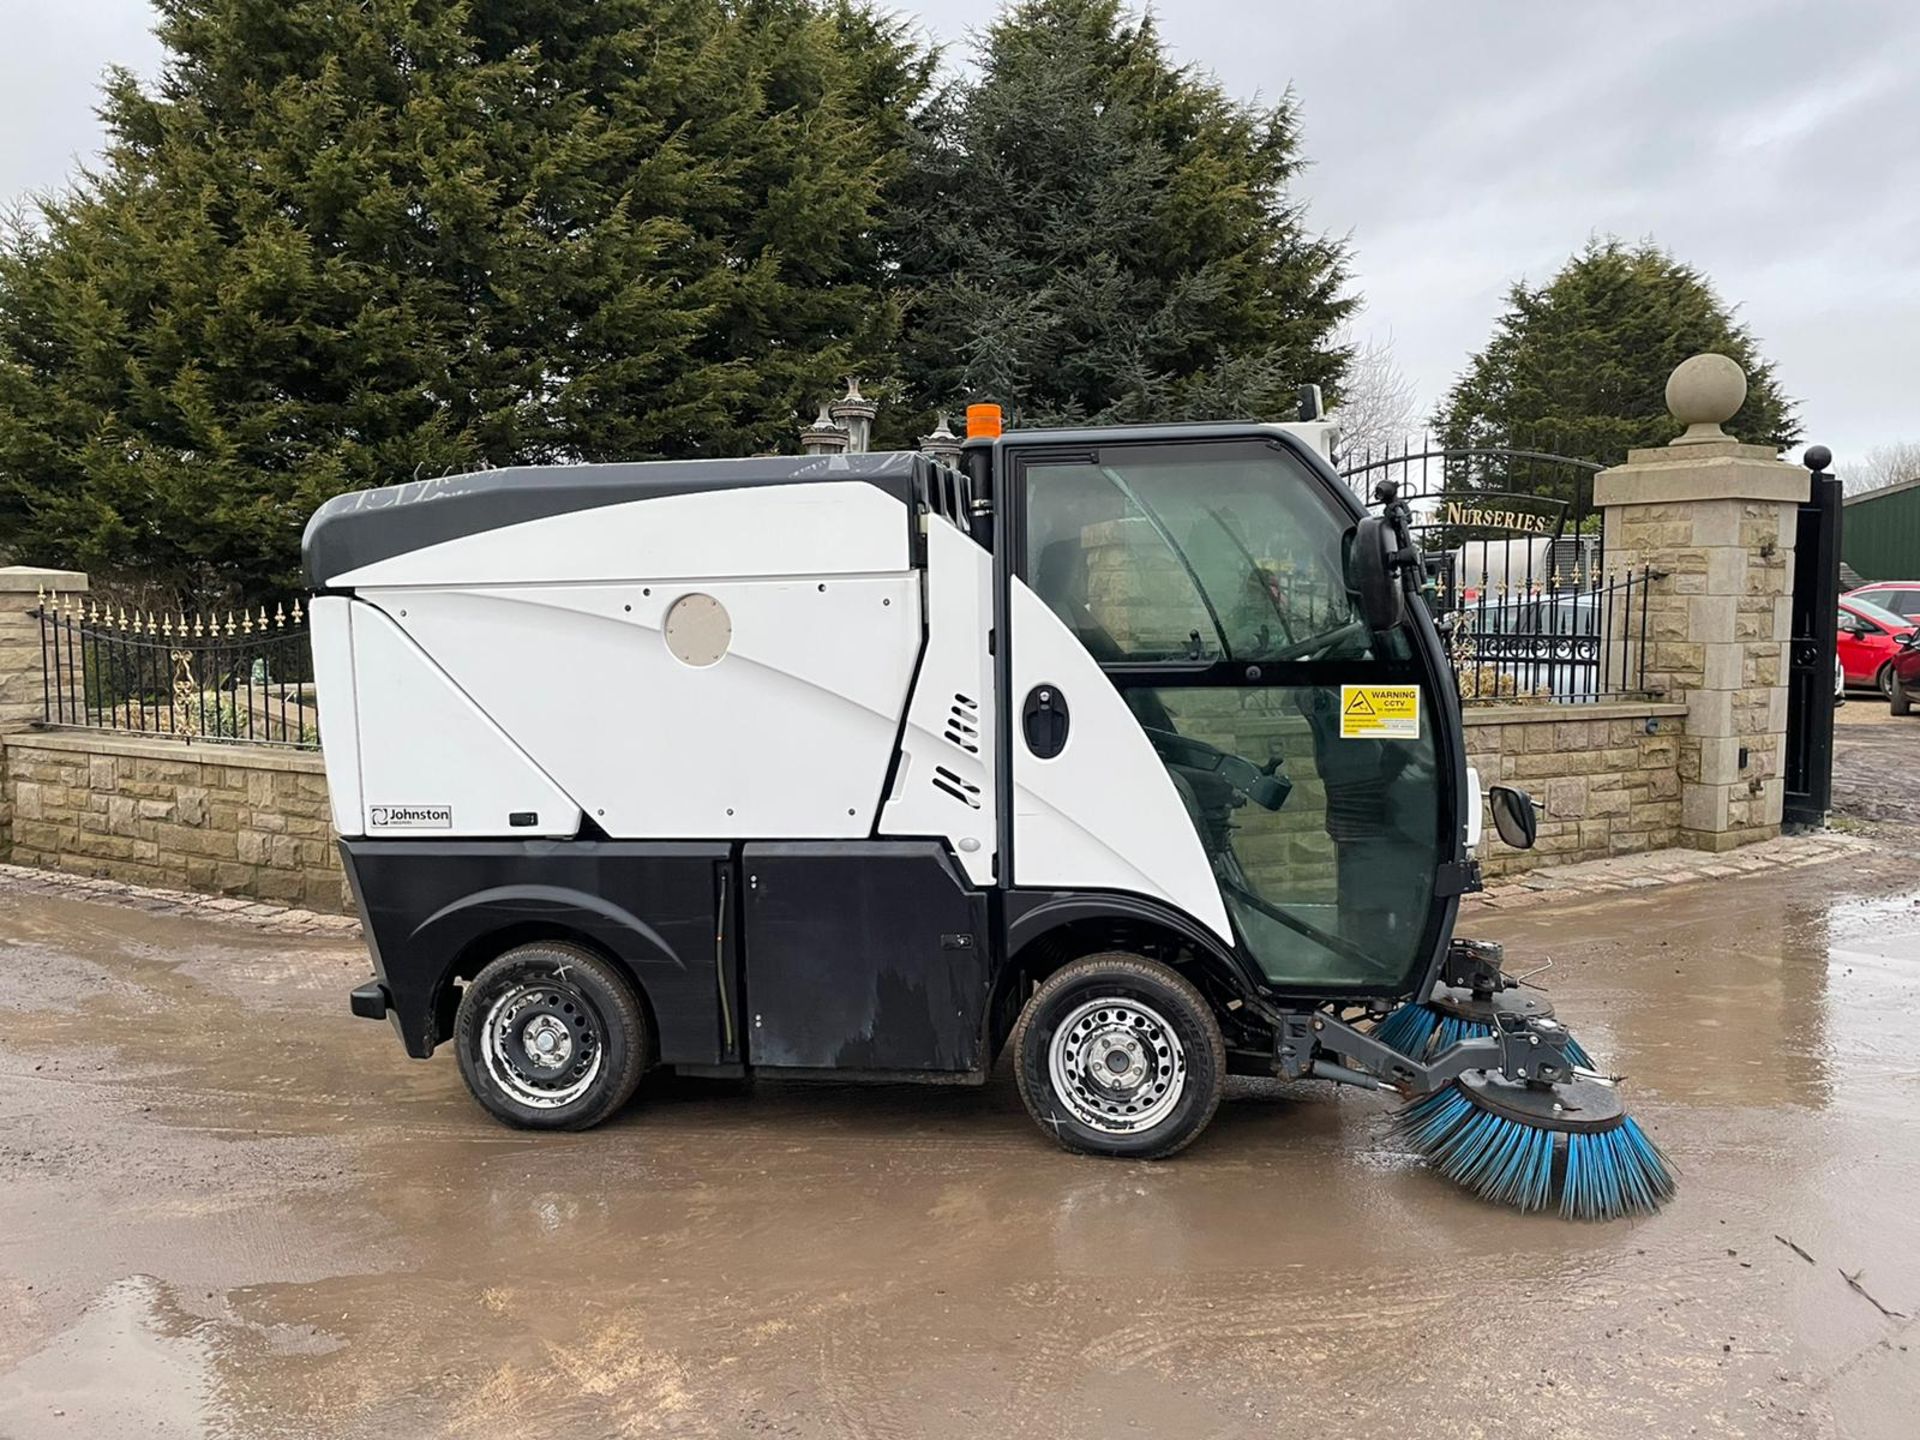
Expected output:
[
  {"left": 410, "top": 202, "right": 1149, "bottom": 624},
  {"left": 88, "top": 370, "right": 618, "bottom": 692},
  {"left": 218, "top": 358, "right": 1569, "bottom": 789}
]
[
  {"left": 1593, "top": 355, "right": 1808, "bottom": 850},
  {"left": 0, "top": 566, "right": 88, "bottom": 732}
]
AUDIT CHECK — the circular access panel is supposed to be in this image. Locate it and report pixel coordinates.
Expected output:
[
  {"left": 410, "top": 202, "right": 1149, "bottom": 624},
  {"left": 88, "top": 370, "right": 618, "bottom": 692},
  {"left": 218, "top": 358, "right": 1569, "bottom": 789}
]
[{"left": 663, "top": 592, "right": 731, "bottom": 667}]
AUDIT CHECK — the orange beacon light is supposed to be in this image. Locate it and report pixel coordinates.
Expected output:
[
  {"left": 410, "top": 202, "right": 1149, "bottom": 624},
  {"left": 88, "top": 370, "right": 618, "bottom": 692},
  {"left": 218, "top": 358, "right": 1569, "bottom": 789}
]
[{"left": 965, "top": 404, "right": 1003, "bottom": 440}]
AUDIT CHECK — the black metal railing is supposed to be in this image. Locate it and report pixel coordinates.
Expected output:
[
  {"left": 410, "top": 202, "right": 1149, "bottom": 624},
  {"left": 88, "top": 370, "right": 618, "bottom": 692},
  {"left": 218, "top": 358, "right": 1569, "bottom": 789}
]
[
  {"left": 1431, "top": 565, "right": 1663, "bottom": 704},
  {"left": 1339, "top": 437, "right": 1658, "bottom": 703},
  {"left": 37, "top": 594, "right": 319, "bottom": 749}
]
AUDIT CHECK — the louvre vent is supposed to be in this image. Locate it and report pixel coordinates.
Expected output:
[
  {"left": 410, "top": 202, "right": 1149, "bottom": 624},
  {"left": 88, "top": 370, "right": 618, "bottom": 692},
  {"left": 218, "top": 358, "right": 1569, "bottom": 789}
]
[
  {"left": 943, "top": 693, "right": 981, "bottom": 753},
  {"left": 931, "top": 765, "right": 982, "bottom": 810},
  {"left": 943, "top": 695, "right": 981, "bottom": 753}
]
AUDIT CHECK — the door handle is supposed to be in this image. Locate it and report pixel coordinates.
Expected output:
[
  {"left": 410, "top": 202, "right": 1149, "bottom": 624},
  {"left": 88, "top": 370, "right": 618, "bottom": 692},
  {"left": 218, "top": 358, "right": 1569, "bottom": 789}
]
[{"left": 1023, "top": 685, "right": 1070, "bottom": 759}]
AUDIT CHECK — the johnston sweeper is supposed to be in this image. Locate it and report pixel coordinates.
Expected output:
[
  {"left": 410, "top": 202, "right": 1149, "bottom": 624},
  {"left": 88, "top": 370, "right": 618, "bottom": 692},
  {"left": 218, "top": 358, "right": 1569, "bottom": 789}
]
[{"left": 305, "top": 409, "right": 1673, "bottom": 1219}]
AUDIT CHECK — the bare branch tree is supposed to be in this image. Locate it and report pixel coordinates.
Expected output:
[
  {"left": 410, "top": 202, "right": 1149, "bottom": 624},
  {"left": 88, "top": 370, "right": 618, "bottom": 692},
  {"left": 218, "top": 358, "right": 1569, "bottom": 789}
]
[
  {"left": 1332, "top": 330, "right": 1421, "bottom": 462},
  {"left": 1843, "top": 441, "right": 1920, "bottom": 496}
]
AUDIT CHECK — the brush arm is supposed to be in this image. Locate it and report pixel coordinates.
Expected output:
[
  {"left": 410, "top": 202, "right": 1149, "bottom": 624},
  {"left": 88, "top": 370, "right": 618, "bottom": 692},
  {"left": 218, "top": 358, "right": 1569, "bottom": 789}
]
[{"left": 1274, "top": 1009, "right": 1579, "bottom": 1095}]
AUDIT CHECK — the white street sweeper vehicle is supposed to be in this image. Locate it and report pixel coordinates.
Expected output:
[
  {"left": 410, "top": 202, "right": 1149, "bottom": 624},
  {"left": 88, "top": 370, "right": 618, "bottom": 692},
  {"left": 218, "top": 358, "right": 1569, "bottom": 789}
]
[{"left": 306, "top": 414, "right": 1672, "bottom": 1218}]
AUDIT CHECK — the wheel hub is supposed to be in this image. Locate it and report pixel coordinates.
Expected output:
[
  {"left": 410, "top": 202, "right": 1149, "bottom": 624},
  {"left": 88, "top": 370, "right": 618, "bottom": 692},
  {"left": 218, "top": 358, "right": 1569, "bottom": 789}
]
[
  {"left": 480, "top": 981, "right": 604, "bottom": 1109},
  {"left": 520, "top": 1014, "right": 574, "bottom": 1070},
  {"left": 1048, "top": 997, "right": 1187, "bottom": 1135}
]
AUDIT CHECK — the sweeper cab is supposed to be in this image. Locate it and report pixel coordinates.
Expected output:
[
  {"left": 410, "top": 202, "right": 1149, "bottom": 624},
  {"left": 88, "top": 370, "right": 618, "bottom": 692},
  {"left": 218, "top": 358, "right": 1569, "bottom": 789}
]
[{"left": 305, "top": 414, "right": 1672, "bottom": 1218}]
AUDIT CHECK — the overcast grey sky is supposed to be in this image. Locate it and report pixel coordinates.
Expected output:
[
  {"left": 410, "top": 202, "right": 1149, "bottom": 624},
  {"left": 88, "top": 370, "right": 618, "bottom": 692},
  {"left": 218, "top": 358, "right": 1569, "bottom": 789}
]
[{"left": 4, "top": 0, "right": 1915, "bottom": 467}]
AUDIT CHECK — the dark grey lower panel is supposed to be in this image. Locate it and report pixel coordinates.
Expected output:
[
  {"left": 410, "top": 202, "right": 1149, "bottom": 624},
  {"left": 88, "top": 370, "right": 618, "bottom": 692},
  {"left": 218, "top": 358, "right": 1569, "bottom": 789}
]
[
  {"left": 741, "top": 841, "right": 992, "bottom": 1072},
  {"left": 341, "top": 838, "right": 730, "bottom": 1062}
]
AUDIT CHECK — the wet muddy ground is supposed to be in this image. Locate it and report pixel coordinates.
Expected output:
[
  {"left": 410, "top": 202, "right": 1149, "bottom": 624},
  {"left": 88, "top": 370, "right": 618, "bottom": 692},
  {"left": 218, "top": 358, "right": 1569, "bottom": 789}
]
[
  {"left": 2, "top": 858, "right": 1918, "bottom": 1439},
  {"left": 1833, "top": 702, "right": 1920, "bottom": 832}
]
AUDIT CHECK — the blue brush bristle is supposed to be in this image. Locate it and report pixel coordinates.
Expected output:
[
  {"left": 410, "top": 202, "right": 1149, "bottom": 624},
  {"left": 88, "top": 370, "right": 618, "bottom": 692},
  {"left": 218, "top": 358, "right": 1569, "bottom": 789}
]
[
  {"left": 1395, "top": 1085, "right": 1674, "bottom": 1220},
  {"left": 1375, "top": 1001, "right": 1595, "bottom": 1069}
]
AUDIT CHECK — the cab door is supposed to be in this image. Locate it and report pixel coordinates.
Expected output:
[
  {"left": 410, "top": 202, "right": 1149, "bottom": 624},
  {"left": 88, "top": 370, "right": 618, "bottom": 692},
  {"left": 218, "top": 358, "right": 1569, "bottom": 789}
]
[{"left": 1000, "top": 431, "right": 1462, "bottom": 999}]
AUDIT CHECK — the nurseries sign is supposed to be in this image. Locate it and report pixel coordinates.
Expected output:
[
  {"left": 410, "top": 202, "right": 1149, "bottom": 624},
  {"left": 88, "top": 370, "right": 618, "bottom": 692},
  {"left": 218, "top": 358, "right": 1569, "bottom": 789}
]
[
  {"left": 1437, "top": 500, "right": 1554, "bottom": 536},
  {"left": 1339, "top": 685, "right": 1421, "bottom": 740}
]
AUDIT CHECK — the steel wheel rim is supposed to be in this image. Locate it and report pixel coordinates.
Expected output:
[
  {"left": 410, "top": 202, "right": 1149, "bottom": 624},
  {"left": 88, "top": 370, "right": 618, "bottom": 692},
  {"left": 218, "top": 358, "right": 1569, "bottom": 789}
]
[
  {"left": 1048, "top": 995, "right": 1187, "bottom": 1135},
  {"left": 480, "top": 979, "right": 605, "bottom": 1109}
]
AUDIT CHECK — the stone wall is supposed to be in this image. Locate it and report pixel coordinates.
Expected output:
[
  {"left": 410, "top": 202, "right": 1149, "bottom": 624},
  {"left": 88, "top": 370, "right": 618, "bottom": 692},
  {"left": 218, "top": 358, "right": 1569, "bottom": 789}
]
[
  {"left": 1464, "top": 701, "right": 1689, "bottom": 876},
  {"left": 3, "top": 732, "right": 347, "bottom": 911}
]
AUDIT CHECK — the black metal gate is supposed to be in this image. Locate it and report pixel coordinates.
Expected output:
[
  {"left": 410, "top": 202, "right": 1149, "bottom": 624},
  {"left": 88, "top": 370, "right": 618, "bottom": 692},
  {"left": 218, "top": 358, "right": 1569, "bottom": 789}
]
[{"left": 1783, "top": 446, "right": 1842, "bottom": 827}]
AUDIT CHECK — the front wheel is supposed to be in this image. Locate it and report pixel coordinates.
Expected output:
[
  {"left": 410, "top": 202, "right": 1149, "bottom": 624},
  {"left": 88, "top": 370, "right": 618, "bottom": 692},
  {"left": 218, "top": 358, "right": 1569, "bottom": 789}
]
[
  {"left": 1893, "top": 674, "right": 1913, "bottom": 716},
  {"left": 454, "top": 941, "right": 650, "bottom": 1130},
  {"left": 1878, "top": 663, "right": 1897, "bottom": 700},
  {"left": 1012, "top": 953, "right": 1226, "bottom": 1159}
]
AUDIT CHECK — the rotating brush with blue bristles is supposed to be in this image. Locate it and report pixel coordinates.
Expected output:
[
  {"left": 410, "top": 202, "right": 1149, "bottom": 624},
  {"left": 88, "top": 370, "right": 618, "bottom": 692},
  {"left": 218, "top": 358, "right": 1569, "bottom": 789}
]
[{"left": 1395, "top": 1070, "right": 1673, "bottom": 1220}]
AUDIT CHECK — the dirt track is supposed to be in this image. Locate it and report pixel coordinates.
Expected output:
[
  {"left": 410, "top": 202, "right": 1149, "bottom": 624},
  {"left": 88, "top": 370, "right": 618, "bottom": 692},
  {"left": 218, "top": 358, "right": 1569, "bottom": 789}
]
[
  {"left": 1833, "top": 700, "right": 1920, "bottom": 831},
  {"left": 1, "top": 855, "right": 1918, "bottom": 1439}
]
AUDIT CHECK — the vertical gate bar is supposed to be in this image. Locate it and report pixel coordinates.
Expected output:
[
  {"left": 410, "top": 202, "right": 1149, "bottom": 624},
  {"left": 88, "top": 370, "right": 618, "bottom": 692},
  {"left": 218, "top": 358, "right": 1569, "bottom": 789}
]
[
  {"left": 1637, "top": 566, "right": 1652, "bottom": 693},
  {"left": 65, "top": 612, "right": 77, "bottom": 725},
  {"left": 48, "top": 608, "right": 63, "bottom": 724},
  {"left": 38, "top": 603, "right": 50, "bottom": 723}
]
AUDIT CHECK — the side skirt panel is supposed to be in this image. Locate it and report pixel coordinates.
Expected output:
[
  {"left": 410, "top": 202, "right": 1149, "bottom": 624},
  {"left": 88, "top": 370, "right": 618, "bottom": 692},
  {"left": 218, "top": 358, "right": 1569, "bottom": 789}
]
[{"left": 741, "top": 841, "right": 993, "bottom": 1072}]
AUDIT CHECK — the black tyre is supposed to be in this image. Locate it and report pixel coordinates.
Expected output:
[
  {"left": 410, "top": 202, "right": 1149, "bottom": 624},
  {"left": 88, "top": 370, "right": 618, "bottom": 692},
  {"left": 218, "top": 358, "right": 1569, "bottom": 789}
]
[
  {"left": 1878, "top": 663, "right": 1897, "bottom": 700},
  {"left": 454, "top": 941, "right": 650, "bottom": 1130},
  {"left": 1012, "top": 952, "right": 1226, "bottom": 1160},
  {"left": 1893, "top": 675, "right": 1912, "bottom": 716}
]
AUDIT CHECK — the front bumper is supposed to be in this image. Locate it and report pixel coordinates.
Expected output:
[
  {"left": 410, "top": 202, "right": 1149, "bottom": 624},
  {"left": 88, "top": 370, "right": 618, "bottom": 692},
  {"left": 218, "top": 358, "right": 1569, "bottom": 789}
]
[{"left": 349, "top": 978, "right": 390, "bottom": 1021}]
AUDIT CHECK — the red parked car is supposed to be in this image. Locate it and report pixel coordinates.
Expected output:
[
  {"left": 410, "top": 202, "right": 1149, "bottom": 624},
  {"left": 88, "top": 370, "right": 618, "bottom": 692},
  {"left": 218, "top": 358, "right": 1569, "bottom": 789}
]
[{"left": 1837, "top": 597, "right": 1915, "bottom": 698}]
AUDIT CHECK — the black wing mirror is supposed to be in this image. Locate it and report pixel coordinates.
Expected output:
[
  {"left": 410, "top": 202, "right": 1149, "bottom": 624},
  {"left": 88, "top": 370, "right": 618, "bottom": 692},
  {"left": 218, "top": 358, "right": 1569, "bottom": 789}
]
[
  {"left": 1488, "top": 785, "right": 1539, "bottom": 850},
  {"left": 1348, "top": 515, "right": 1406, "bottom": 632}
]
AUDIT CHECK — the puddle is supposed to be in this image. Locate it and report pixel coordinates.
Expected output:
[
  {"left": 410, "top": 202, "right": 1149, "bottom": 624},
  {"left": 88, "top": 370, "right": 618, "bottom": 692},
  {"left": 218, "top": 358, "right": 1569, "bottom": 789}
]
[{"left": 0, "top": 1276, "right": 214, "bottom": 1437}]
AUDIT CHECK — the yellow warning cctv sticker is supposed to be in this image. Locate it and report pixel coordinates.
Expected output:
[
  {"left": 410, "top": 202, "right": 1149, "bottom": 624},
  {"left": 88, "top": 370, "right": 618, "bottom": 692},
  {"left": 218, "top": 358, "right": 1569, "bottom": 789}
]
[{"left": 1340, "top": 684, "right": 1421, "bottom": 739}]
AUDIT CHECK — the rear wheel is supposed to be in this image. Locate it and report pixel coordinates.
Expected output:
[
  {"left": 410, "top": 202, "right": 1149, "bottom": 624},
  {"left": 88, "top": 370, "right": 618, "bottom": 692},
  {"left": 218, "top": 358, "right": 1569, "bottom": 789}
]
[
  {"left": 1013, "top": 953, "right": 1225, "bottom": 1159},
  {"left": 1878, "top": 663, "right": 1897, "bottom": 700},
  {"left": 454, "top": 941, "right": 650, "bottom": 1130}
]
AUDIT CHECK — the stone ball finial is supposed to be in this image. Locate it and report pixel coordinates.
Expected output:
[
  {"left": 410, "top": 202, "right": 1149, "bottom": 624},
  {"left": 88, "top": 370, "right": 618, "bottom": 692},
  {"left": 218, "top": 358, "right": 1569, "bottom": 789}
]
[
  {"left": 1803, "top": 444, "right": 1832, "bottom": 473},
  {"left": 1665, "top": 353, "right": 1746, "bottom": 445}
]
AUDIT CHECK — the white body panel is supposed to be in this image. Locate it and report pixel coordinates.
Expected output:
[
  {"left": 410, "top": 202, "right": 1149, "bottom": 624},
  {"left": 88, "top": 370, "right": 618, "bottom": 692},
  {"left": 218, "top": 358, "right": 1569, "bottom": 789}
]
[
  {"left": 880, "top": 519, "right": 997, "bottom": 884},
  {"left": 326, "top": 480, "right": 906, "bottom": 589},
  {"left": 309, "top": 596, "right": 364, "bottom": 835},
  {"left": 364, "top": 573, "right": 920, "bottom": 838},
  {"left": 1008, "top": 579, "right": 1233, "bottom": 944},
  {"left": 348, "top": 603, "right": 582, "bottom": 837}
]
